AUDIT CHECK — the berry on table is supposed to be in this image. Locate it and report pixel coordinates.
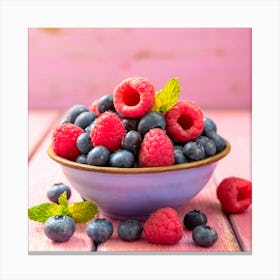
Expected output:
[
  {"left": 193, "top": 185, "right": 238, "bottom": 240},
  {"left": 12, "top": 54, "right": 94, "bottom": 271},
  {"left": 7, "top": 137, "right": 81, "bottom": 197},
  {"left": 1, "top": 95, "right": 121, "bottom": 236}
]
[
  {"left": 113, "top": 77, "right": 155, "bottom": 118},
  {"left": 97, "top": 94, "right": 115, "bottom": 113},
  {"left": 117, "top": 220, "right": 143, "bottom": 242},
  {"left": 44, "top": 215, "right": 76, "bottom": 242},
  {"left": 87, "top": 146, "right": 110, "bottom": 166},
  {"left": 66, "top": 104, "right": 89, "bottom": 123},
  {"left": 121, "top": 130, "right": 142, "bottom": 155},
  {"left": 183, "top": 209, "right": 207, "bottom": 230},
  {"left": 217, "top": 177, "right": 252, "bottom": 214},
  {"left": 165, "top": 101, "right": 204, "bottom": 142},
  {"left": 195, "top": 136, "right": 216, "bottom": 157},
  {"left": 47, "top": 183, "right": 71, "bottom": 203},
  {"left": 139, "top": 128, "right": 175, "bottom": 167},
  {"left": 192, "top": 225, "right": 218, "bottom": 247},
  {"left": 76, "top": 132, "right": 93, "bottom": 154},
  {"left": 109, "top": 149, "right": 135, "bottom": 168},
  {"left": 143, "top": 207, "right": 183, "bottom": 244},
  {"left": 74, "top": 111, "right": 97, "bottom": 129},
  {"left": 52, "top": 123, "right": 84, "bottom": 160},
  {"left": 183, "top": 141, "right": 205, "bottom": 161}
]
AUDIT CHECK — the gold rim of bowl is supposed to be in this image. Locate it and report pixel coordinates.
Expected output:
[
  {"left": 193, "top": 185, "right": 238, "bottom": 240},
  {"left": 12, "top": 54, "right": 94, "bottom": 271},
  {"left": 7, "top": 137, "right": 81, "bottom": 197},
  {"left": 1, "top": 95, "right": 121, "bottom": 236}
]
[{"left": 47, "top": 141, "right": 231, "bottom": 174}]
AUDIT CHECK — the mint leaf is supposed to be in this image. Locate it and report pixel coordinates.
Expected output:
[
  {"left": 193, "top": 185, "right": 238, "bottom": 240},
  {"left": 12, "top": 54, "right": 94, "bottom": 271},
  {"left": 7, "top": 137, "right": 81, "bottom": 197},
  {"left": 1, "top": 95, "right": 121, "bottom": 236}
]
[
  {"left": 28, "top": 203, "right": 61, "bottom": 223},
  {"left": 153, "top": 78, "right": 180, "bottom": 114},
  {"left": 68, "top": 201, "right": 99, "bottom": 223},
  {"left": 58, "top": 191, "right": 70, "bottom": 215}
]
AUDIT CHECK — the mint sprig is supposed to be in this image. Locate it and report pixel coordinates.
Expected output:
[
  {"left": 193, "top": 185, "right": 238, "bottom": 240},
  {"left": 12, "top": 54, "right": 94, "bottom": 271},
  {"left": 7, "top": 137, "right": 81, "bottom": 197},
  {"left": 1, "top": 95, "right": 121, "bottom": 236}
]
[{"left": 28, "top": 192, "right": 99, "bottom": 223}]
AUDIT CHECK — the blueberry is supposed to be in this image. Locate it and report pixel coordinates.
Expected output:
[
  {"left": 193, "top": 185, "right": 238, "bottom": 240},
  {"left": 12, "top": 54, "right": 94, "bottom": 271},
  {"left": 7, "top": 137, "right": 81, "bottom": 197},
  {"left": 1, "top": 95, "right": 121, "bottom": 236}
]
[
  {"left": 109, "top": 149, "right": 135, "bottom": 168},
  {"left": 192, "top": 225, "right": 218, "bottom": 247},
  {"left": 122, "top": 130, "right": 142, "bottom": 155},
  {"left": 138, "top": 112, "right": 166, "bottom": 136},
  {"left": 74, "top": 111, "right": 97, "bottom": 129},
  {"left": 87, "top": 146, "right": 110, "bottom": 166},
  {"left": 174, "top": 145, "right": 188, "bottom": 164},
  {"left": 117, "top": 220, "right": 143, "bottom": 242},
  {"left": 203, "top": 117, "right": 217, "bottom": 135},
  {"left": 76, "top": 132, "right": 93, "bottom": 154},
  {"left": 47, "top": 183, "right": 71, "bottom": 203},
  {"left": 85, "top": 119, "right": 97, "bottom": 133},
  {"left": 195, "top": 136, "right": 216, "bottom": 157},
  {"left": 75, "top": 154, "right": 88, "bottom": 164},
  {"left": 66, "top": 104, "right": 89, "bottom": 123},
  {"left": 122, "top": 118, "right": 139, "bottom": 132},
  {"left": 207, "top": 131, "right": 226, "bottom": 153},
  {"left": 86, "top": 218, "right": 113, "bottom": 246},
  {"left": 183, "top": 142, "right": 205, "bottom": 161},
  {"left": 44, "top": 215, "right": 75, "bottom": 242},
  {"left": 97, "top": 94, "right": 115, "bottom": 113},
  {"left": 59, "top": 117, "right": 69, "bottom": 124},
  {"left": 183, "top": 209, "right": 207, "bottom": 230}
]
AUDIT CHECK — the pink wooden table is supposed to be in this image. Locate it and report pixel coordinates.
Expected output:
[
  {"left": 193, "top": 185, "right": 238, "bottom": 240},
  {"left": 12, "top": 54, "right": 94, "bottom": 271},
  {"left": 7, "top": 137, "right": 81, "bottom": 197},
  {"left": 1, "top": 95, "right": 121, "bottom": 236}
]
[{"left": 28, "top": 108, "right": 251, "bottom": 253}]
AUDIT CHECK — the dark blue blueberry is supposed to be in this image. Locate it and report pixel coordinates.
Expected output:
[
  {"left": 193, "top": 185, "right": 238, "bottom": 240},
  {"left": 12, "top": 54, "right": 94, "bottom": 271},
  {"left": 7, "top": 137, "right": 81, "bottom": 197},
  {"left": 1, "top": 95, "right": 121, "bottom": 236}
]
[
  {"left": 192, "top": 225, "right": 218, "bottom": 247},
  {"left": 76, "top": 132, "right": 93, "bottom": 154},
  {"left": 74, "top": 111, "right": 97, "bottom": 129},
  {"left": 117, "top": 220, "right": 143, "bottom": 242},
  {"left": 174, "top": 145, "right": 188, "bottom": 164},
  {"left": 85, "top": 119, "right": 97, "bottom": 133},
  {"left": 109, "top": 149, "right": 135, "bottom": 168},
  {"left": 87, "top": 146, "right": 110, "bottom": 166},
  {"left": 122, "top": 118, "right": 139, "bottom": 132},
  {"left": 75, "top": 154, "right": 88, "bottom": 164},
  {"left": 97, "top": 94, "right": 115, "bottom": 113},
  {"left": 207, "top": 131, "right": 226, "bottom": 153},
  {"left": 138, "top": 112, "right": 166, "bottom": 136},
  {"left": 44, "top": 215, "right": 75, "bottom": 242},
  {"left": 86, "top": 218, "right": 113, "bottom": 245},
  {"left": 66, "top": 104, "right": 89, "bottom": 123},
  {"left": 183, "top": 209, "right": 208, "bottom": 230},
  {"left": 195, "top": 136, "right": 217, "bottom": 157},
  {"left": 47, "top": 183, "right": 71, "bottom": 203},
  {"left": 203, "top": 117, "right": 217, "bottom": 136},
  {"left": 183, "top": 142, "right": 205, "bottom": 161},
  {"left": 121, "top": 130, "right": 142, "bottom": 155}
]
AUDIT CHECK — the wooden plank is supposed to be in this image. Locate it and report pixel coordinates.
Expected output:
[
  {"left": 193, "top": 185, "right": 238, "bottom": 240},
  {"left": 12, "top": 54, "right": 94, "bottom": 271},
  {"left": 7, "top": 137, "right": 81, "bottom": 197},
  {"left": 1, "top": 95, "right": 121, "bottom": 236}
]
[
  {"left": 28, "top": 112, "right": 93, "bottom": 252},
  {"left": 28, "top": 109, "right": 61, "bottom": 158},
  {"left": 204, "top": 109, "right": 252, "bottom": 251},
  {"left": 97, "top": 178, "right": 240, "bottom": 252}
]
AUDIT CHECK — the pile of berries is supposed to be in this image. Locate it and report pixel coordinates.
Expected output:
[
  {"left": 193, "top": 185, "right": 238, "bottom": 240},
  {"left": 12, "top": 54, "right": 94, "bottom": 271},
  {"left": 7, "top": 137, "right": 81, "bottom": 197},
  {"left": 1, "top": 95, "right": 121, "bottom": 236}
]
[{"left": 52, "top": 77, "right": 226, "bottom": 168}]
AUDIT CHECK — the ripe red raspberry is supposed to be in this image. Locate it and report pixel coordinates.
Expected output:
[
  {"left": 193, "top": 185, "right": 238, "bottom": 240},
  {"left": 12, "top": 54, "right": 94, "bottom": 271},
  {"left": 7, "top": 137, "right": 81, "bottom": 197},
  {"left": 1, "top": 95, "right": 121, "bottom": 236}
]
[
  {"left": 113, "top": 77, "right": 155, "bottom": 118},
  {"left": 90, "top": 111, "right": 125, "bottom": 152},
  {"left": 143, "top": 207, "right": 183, "bottom": 244},
  {"left": 165, "top": 101, "right": 204, "bottom": 142},
  {"left": 217, "top": 177, "right": 252, "bottom": 214},
  {"left": 88, "top": 100, "right": 101, "bottom": 116},
  {"left": 139, "top": 128, "right": 174, "bottom": 167},
  {"left": 52, "top": 123, "right": 84, "bottom": 160}
]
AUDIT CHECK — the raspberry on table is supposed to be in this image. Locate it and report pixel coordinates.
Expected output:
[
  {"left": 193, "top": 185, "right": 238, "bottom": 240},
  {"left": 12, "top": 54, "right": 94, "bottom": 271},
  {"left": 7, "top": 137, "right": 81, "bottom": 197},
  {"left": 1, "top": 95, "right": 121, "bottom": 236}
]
[
  {"left": 113, "top": 77, "right": 155, "bottom": 118},
  {"left": 52, "top": 123, "right": 84, "bottom": 160},
  {"left": 165, "top": 101, "right": 204, "bottom": 142},
  {"left": 217, "top": 177, "right": 252, "bottom": 214},
  {"left": 139, "top": 128, "right": 175, "bottom": 167},
  {"left": 90, "top": 111, "right": 126, "bottom": 152},
  {"left": 143, "top": 207, "right": 183, "bottom": 245}
]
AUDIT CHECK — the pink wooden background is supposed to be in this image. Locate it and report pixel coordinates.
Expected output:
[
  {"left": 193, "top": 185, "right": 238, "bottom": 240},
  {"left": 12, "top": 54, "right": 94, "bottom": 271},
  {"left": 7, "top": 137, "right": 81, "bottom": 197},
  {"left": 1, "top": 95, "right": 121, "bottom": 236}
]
[{"left": 28, "top": 28, "right": 251, "bottom": 109}]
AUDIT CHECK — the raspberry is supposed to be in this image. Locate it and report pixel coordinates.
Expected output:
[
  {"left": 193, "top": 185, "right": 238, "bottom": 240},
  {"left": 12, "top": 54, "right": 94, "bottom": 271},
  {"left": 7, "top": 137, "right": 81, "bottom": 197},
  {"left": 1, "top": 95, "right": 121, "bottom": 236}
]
[
  {"left": 139, "top": 128, "right": 174, "bottom": 167},
  {"left": 165, "top": 101, "right": 204, "bottom": 142},
  {"left": 143, "top": 207, "right": 183, "bottom": 244},
  {"left": 88, "top": 100, "right": 101, "bottom": 116},
  {"left": 90, "top": 111, "right": 125, "bottom": 152},
  {"left": 217, "top": 177, "right": 252, "bottom": 214},
  {"left": 52, "top": 123, "right": 84, "bottom": 160},
  {"left": 113, "top": 77, "right": 155, "bottom": 118}
]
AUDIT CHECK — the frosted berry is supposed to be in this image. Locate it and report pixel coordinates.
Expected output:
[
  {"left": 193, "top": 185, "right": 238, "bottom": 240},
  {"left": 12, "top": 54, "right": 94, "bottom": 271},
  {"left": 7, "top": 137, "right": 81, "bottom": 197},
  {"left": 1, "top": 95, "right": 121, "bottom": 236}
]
[
  {"left": 109, "top": 149, "right": 135, "bottom": 168},
  {"left": 47, "top": 183, "right": 71, "bottom": 203},
  {"left": 192, "top": 225, "right": 218, "bottom": 247},
  {"left": 183, "top": 141, "right": 205, "bottom": 161},
  {"left": 122, "top": 130, "right": 142, "bottom": 155},
  {"left": 117, "top": 220, "right": 143, "bottom": 242},
  {"left": 97, "top": 94, "right": 115, "bottom": 113},
  {"left": 174, "top": 145, "right": 188, "bottom": 164},
  {"left": 203, "top": 117, "right": 217, "bottom": 135},
  {"left": 195, "top": 136, "right": 216, "bottom": 157},
  {"left": 207, "top": 131, "right": 226, "bottom": 153},
  {"left": 122, "top": 118, "right": 139, "bottom": 132},
  {"left": 75, "top": 154, "right": 87, "bottom": 164},
  {"left": 74, "top": 111, "right": 97, "bottom": 129},
  {"left": 66, "top": 104, "right": 89, "bottom": 123},
  {"left": 76, "top": 132, "right": 93, "bottom": 154},
  {"left": 87, "top": 146, "right": 110, "bottom": 166}
]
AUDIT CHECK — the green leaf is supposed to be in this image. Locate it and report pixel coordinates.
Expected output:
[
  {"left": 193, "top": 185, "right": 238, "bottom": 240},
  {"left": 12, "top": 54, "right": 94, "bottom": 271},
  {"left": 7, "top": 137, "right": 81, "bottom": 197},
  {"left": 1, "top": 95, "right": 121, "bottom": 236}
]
[
  {"left": 28, "top": 203, "right": 62, "bottom": 223},
  {"left": 68, "top": 201, "right": 99, "bottom": 223},
  {"left": 153, "top": 77, "right": 180, "bottom": 114},
  {"left": 58, "top": 191, "right": 70, "bottom": 215}
]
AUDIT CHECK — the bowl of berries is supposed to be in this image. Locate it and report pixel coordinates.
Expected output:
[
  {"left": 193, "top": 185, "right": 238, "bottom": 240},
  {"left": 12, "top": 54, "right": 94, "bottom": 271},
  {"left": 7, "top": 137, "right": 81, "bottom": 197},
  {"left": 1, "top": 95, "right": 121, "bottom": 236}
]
[{"left": 48, "top": 77, "right": 230, "bottom": 221}]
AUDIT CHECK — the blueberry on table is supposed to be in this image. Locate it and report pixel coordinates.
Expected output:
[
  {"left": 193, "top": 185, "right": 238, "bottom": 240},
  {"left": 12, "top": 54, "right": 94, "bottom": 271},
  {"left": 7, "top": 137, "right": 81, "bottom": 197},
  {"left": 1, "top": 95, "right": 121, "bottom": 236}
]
[
  {"left": 183, "top": 209, "right": 207, "bottom": 230},
  {"left": 109, "top": 149, "right": 135, "bottom": 168},
  {"left": 117, "top": 220, "right": 143, "bottom": 242},
  {"left": 74, "top": 111, "right": 97, "bottom": 129},
  {"left": 47, "top": 183, "right": 71, "bottom": 203},
  {"left": 66, "top": 104, "right": 89, "bottom": 123},
  {"left": 76, "top": 132, "right": 93, "bottom": 154},
  {"left": 97, "top": 94, "right": 115, "bottom": 114},
  {"left": 44, "top": 215, "right": 75, "bottom": 242},
  {"left": 183, "top": 142, "right": 205, "bottom": 161},
  {"left": 192, "top": 225, "right": 218, "bottom": 247},
  {"left": 121, "top": 130, "right": 142, "bottom": 155},
  {"left": 87, "top": 146, "right": 110, "bottom": 166},
  {"left": 138, "top": 111, "right": 166, "bottom": 136}
]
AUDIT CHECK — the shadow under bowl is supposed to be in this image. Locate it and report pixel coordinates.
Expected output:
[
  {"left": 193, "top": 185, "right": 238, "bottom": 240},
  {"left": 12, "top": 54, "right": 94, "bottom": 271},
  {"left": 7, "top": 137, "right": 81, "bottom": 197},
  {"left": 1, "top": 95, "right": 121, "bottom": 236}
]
[{"left": 47, "top": 141, "right": 230, "bottom": 221}]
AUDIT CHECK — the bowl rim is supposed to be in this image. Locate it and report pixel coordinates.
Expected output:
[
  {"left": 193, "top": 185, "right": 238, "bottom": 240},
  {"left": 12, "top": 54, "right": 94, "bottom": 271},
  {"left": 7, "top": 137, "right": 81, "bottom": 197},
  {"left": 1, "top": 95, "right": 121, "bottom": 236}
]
[{"left": 47, "top": 140, "right": 231, "bottom": 174}]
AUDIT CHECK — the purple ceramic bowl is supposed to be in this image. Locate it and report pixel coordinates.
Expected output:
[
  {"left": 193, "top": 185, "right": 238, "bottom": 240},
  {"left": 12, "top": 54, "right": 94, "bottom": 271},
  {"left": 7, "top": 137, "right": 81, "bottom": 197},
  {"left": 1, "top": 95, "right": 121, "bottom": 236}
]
[{"left": 47, "top": 142, "right": 230, "bottom": 221}]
